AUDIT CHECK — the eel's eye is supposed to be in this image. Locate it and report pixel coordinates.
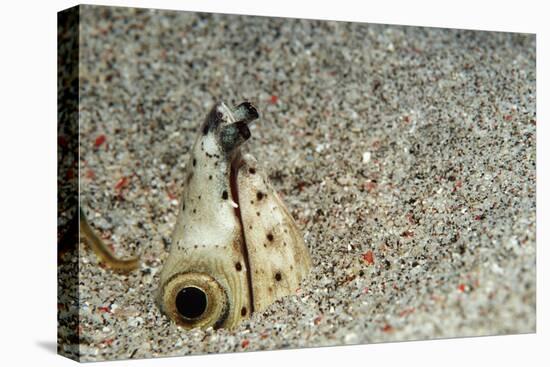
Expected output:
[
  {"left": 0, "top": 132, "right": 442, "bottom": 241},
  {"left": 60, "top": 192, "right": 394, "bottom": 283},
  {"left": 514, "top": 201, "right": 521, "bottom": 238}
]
[
  {"left": 161, "top": 272, "right": 228, "bottom": 329},
  {"left": 175, "top": 287, "right": 207, "bottom": 320}
]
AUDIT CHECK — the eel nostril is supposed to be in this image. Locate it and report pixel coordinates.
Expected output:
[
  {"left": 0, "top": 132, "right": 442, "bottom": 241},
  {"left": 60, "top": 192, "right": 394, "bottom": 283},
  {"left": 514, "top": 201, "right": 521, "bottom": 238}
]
[{"left": 175, "top": 287, "right": 207, "bottom": 320}]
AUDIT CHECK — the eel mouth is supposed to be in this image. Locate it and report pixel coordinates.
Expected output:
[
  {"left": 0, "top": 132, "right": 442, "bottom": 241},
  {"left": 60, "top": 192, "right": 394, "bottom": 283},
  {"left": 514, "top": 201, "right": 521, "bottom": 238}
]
[
  {"left": 225, "top": 101, "right": 259, "bottom": 214},
  {"left": 203, "top": 101, "right": 258, "bottom": 137},
  {"left": 231, "top": 102, "right": 258, "bottom": 141},
  {"left": 218, "top": 102, "right": 259, "bottom": 153}
]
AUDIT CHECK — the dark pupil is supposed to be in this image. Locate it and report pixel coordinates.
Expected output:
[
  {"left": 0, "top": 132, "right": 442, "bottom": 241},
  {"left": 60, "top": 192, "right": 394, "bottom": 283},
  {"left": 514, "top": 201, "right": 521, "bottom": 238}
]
[{"left": 175, "top": 287, "right": 207, "bottom": 319}]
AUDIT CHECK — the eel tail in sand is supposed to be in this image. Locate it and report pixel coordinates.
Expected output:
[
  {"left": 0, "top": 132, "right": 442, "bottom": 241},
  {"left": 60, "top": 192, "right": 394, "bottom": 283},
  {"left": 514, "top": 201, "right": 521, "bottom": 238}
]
[{"left": 79, "top": 208, "right": 140, "bottom": 273}]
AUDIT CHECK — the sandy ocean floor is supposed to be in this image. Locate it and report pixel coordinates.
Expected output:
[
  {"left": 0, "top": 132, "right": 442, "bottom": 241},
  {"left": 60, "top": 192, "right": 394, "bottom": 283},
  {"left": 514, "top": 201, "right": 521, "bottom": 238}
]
[{"left": 58, "top": 5, "right": 536, "bottom": 362}]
